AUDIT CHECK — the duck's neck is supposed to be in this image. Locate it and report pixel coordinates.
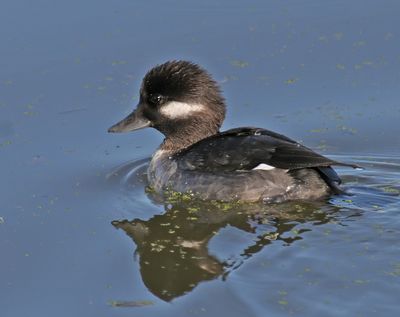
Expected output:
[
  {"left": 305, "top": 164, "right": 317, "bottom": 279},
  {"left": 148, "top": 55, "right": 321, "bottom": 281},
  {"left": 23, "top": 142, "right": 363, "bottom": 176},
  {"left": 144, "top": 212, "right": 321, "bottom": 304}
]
[{"left": 159, "top": 124, "right": 219, "bottom": 154}]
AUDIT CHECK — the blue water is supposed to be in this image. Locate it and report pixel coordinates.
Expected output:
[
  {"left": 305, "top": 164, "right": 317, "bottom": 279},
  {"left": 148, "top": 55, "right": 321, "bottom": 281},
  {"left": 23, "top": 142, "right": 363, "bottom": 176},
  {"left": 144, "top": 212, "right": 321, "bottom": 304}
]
[{"left": 1, "top": 1, "right": 400, "bottom": 316}]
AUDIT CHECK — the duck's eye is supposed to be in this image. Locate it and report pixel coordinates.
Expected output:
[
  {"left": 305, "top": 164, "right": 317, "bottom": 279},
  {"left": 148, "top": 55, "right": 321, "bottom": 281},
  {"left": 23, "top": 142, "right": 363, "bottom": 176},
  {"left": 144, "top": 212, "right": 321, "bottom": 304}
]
[{"left": 149, "top": 94, "right": 164, "bottom": 106}]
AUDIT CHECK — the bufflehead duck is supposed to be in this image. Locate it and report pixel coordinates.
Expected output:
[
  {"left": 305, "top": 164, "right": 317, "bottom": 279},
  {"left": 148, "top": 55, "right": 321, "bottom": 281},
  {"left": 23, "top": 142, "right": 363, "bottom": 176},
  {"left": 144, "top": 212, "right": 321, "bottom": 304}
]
[{"left": 109, "top": 60, "right": 358, "bottom": 203}]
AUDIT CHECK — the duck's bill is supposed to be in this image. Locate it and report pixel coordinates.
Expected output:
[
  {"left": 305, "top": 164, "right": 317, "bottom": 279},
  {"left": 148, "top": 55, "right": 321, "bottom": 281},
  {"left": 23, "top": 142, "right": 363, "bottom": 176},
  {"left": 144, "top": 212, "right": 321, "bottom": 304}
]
[{"left": 108, "top": 110, "right": 151, "bottom": 133}]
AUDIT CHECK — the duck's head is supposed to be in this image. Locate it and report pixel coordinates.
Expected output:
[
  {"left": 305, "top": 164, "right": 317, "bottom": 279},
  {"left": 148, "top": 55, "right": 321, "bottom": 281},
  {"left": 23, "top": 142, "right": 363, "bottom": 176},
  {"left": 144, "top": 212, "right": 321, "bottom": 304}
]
[{"left": 108, "top": 60, "right": 226, "bottom": 150}]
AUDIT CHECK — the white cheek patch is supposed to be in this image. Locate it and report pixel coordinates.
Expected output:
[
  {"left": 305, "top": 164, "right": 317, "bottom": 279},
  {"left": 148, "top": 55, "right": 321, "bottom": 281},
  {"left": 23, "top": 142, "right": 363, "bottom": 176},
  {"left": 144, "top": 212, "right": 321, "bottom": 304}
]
[
  {"left": 252, "top": 163, "right": 276, "bottom": 171},
  {"left": 160, "top": 101, "right": 205, "bottom": 119}
]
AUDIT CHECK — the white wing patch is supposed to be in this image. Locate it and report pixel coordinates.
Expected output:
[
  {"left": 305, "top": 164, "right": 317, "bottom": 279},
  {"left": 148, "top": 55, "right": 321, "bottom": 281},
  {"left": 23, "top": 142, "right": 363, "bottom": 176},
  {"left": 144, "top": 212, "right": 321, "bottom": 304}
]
[
  {"left": 160, "top": 101, "right": 205, "bottom": 118},
  {"left": 252, "top": 163, "right": 275, "bottom": 171}
]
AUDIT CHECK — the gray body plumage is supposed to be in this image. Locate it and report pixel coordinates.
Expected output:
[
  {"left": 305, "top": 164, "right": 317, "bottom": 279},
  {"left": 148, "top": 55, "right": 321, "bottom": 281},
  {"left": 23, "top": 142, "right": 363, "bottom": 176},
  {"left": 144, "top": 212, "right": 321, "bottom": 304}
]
[{"left": 148, "top": 149, "right": 330, "bottom": 202}]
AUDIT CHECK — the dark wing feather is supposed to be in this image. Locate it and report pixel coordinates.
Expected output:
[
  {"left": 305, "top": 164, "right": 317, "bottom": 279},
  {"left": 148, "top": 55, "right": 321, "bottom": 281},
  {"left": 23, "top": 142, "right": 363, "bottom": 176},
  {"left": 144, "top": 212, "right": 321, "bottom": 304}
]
[
  {"left": 175, "top": 127, "right": 359, "bottom": 172},
  {"left": 315, "top": 167, "right": 347, "bottom": 194}
]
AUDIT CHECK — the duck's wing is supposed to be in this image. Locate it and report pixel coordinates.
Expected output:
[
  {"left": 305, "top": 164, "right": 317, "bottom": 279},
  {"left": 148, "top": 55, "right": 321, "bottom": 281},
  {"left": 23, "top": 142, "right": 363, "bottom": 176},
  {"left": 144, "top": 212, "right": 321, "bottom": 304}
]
[{"left": 175, "top": 127, "right": 359, "bottom": 172}]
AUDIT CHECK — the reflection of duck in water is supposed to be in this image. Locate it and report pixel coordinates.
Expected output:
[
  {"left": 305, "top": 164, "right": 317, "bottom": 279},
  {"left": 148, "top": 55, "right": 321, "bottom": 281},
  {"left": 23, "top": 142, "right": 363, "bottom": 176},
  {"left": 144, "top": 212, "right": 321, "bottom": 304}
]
[
  {"left": 109, "top": 60, "right": 358, "bottom": 203},
  {"left": 112, "top": 198, "right": 342, "bottom": 301}
]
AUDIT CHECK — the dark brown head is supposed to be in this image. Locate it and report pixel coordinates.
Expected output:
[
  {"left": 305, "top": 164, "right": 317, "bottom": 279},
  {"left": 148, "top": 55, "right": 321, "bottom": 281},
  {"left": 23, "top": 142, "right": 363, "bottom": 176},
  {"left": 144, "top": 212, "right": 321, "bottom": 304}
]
[{"left": 108, "top": 61, "right": 226, "bottom": 151}]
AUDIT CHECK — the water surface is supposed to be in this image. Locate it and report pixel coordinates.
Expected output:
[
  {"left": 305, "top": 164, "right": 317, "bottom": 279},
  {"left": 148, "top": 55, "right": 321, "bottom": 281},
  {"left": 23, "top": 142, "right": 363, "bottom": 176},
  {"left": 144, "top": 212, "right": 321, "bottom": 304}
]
[{"left": 1, "top": 1, "right": 399, "bottom": 316}]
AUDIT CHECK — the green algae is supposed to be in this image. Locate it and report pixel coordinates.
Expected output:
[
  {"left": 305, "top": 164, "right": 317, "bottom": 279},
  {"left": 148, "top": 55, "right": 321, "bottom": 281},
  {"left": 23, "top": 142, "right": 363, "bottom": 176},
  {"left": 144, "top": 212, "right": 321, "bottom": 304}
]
[
  {"left": 230, "top": 60, "right": 249, "bottom": 68},
  {"left": 109, "top": 300, "right": 154, "bottom": 307}
]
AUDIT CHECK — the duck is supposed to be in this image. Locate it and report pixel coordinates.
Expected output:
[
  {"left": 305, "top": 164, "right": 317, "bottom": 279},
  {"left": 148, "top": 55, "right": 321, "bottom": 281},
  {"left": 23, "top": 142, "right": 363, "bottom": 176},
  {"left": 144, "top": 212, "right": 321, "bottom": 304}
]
[{"left": 108, "top": 60, "right": 358, "bottom": 203}]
